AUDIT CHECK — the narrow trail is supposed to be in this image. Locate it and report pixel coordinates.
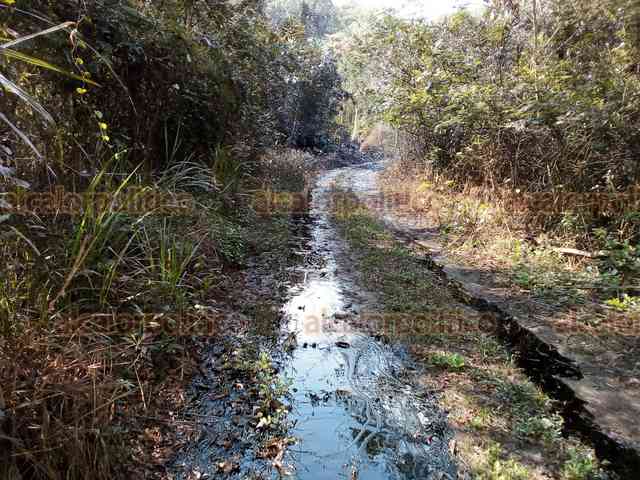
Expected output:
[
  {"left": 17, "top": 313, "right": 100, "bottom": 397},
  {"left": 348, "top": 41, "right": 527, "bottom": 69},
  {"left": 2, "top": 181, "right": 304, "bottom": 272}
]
[
  {"left": 280, "top": 163, "right": 456, "bottom": 479},
  {"left": 170, "top": 160, "right": 458, "bottom": 480},
  {"left": 171, "top": 159, "right": 623, "bottom": 480}
]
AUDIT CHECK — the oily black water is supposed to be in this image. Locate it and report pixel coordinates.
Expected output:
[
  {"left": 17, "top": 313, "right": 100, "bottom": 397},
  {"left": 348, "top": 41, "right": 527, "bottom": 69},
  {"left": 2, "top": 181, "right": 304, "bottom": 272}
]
[{"left": 280, "top": 165, "right": 456, "bottom": 479}]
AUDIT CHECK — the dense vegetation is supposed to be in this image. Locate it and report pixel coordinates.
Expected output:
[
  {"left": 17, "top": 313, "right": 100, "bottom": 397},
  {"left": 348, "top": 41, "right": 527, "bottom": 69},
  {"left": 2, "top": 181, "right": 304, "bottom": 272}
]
[
  {"left": 0, "top": 1, "right": 343, "bottom": 477},
  {"left": 339, "top": 0, "right": 640, "bottom": 241}
]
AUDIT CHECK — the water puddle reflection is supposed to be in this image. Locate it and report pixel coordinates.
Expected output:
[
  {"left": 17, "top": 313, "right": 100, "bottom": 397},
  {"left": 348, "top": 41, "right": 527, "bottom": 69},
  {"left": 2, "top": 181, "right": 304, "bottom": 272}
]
[{"left": 281, "top": 167, "right": 456, "bottom": 479}]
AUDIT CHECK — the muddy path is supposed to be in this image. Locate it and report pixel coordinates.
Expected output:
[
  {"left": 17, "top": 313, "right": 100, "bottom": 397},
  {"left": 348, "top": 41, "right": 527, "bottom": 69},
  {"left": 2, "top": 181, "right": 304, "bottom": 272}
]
[
  {"left": 170, "top": 162, "right": 458, "bottom": 479},
  {"left": 170, "top": 159, "right": 626, "bottom": 480},
  {"left": 279, "top": 166, "right": 456, "bottom": 479}
]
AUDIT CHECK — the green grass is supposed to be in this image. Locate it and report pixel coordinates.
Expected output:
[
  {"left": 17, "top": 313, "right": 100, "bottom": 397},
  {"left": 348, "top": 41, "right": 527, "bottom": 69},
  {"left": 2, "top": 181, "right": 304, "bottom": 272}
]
[
  {"left": 561, "top": 447, "right": 599, "bottom": 480},
  {"left": 430, "top": 351, "right": 466, "bottom": 370},
  {"left": 605, "top": 294, "right": 640, "bottom": 312},
  {"left": 335, "top": 208, "right": 449, "bottom": 321},
  {"left": 331, "top": 191, "right": 608, "bottom": 480},
  {"left": 480, "top": 443, "right": 532, "bottom": 480}
]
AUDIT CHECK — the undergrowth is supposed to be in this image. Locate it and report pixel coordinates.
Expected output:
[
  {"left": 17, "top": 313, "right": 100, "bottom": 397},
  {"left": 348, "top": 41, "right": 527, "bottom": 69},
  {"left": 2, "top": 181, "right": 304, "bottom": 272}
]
[
  {"left": 0, "top": 0, "right": 330, "bottom": 476},
  {"left": 0, "top": 147, "right": 312, "bottom": 479},
  {"left": 379, "top": 163, "right": 640, "bottom": 318},
  {"left": 331, "top": 188, "right": 610, "bottom": 480}
]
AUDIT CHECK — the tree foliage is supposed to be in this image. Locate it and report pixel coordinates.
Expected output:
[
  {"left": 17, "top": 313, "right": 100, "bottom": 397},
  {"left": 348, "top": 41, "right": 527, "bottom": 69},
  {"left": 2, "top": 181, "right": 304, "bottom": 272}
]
[
  {"left": 339, "top": 0, "right": 640, "bottom": 195},
  {"left": 0, "top": 0, "right": 343, "bottom": 191}
]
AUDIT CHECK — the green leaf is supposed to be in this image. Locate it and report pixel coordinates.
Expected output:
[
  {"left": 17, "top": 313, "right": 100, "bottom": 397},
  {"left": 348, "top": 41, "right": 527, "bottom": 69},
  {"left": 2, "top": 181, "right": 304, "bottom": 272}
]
[{"left": 1, "top": 49, "right": 100, "bottom": 86}]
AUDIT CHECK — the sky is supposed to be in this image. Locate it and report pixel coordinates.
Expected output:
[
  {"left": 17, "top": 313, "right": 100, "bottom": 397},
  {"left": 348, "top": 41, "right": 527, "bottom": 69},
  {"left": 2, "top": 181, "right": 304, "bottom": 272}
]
[{"left": 332, "top": 0, "right": 486, "bottom": 20}]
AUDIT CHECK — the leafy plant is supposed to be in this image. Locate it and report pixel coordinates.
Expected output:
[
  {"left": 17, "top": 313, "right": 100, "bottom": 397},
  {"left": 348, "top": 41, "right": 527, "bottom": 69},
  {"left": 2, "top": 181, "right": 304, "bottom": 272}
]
[
  {"left": 605, "top": 294, "right": 640, "bottom": 312},
  {"left": 0, "top": 18, "right": 100, "bottom": 158},
  {"left": 430, "top": 351, "right": 466, "bottom": 370},
  {"left": 211, "top": 216, "right": 246, "bottom": 264},
  {"left": 470, "top": 407, "right": 492, "bottom": 430},
  {"left": 516, "top": 413, "right": 563, "bottom": 446},
  {"left": 595, "top": 228, "right": 640, "bottom": 286},
  {"left": 562, "top": 447, "right": 599, "bottom": 480},
  {"left": 479, "top": 443, "right": 531, "bottom": 480}
]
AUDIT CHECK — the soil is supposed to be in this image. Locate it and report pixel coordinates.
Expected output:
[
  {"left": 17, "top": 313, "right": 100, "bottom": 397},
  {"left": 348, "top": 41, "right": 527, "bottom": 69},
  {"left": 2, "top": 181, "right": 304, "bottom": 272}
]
[{"left": 158, "top": 158, "right": 635, "bottom": 479}]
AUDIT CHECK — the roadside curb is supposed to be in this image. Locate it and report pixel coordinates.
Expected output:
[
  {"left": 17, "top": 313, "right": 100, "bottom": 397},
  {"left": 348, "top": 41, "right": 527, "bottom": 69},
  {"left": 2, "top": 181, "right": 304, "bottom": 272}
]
[{"left": 386, "top": 225, "right": 640, "bottom": 478}]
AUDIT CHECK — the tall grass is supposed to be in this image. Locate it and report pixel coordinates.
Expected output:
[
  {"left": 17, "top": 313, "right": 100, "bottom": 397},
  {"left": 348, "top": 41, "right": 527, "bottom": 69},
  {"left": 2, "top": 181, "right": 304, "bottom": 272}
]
[
  {"left": 1, "top": 155, "right": 219, "bottom": 479},
  {"left": 0, "top": 0, "right": 324, "bottom": 476}
]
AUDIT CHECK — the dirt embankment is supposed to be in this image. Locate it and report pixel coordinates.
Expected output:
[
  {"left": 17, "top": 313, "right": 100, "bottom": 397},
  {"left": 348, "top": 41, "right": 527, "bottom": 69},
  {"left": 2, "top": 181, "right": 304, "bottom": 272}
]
[
  {"left": 327, "top": 162, "right": 628, "bottom": 479},
  {"left": 371, "top": 170, "right": 640, "bottom": 477}
]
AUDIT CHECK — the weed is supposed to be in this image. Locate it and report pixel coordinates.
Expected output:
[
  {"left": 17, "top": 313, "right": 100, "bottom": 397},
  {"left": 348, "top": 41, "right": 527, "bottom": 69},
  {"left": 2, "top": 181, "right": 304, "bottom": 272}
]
[
  {"left": 479, "top": 443, "right": 532, "bottom": 480},
  {"left": 595, "top": 228, "right": 640, "bottom": 288},
  {"left": 430, "top": 351, "right": 466, "bottom": 370},
  {"left": 477, "top": 335, "right": 504, "bottom": 361},
  {"left": 496, "top": 380, "right": 547, "bottom": 413},
  {"left": 515, "top": 413, "right": 563, "bottom": 445},
  {"left": 605, "top": 294, "right": 640, "bottom": 312},
  {"left": 470, "top": 407, "right": 492, "bottom": 430},
  {"left": 211, "top": 216, "right": 247, "bottom": 264},
  {"left": 561, "top": 447, "right": 599, "bottom": 480},
  {"left": 514, "top": 268, "right": 534, "bottom": 290}
]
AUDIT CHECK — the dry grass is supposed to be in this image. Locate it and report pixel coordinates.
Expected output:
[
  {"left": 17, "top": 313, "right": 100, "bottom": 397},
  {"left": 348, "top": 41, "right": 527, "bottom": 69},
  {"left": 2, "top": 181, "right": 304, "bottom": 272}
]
[
  {"left": 375, "top": 162, "right": 640, "bottom": 371},
  {"left": 0, "top": 188, "right": 207, "bottom": 479},
  {"left": 1, "top": 326, "right": 134, "bottom": 479},
  {"left": 0, "top": 301, "right": 205, "bottom": 479},
  {"left": 0, "top": 147, "right": 316, "bottom": 479},
  {"left": 331, "top": 195, "right": 608, "bottom": 480},
  {"left": 377, "top": 161, "right": 635, "bottom": 305}
]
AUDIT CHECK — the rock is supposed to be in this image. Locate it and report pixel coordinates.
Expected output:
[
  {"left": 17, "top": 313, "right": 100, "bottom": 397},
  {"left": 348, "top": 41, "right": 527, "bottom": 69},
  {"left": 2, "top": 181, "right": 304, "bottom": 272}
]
[{"left": 283, "top": 332, "right": 297, "bottom": 351}]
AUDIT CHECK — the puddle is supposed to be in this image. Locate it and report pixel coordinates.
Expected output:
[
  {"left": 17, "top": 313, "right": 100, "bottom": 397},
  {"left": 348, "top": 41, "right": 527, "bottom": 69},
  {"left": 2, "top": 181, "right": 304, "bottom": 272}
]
[
  {"left": 170, "top": 163, "right": 457, "bottom": 480},
  {"left": 280, "top": 167, "right": 456, "bottom": 479}
]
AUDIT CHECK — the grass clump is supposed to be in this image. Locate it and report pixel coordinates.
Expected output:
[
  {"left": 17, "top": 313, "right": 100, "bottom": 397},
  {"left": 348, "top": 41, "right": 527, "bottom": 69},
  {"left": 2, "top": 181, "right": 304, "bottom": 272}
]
[
  {"left": 478, "top": 443, "right": 532, "bottom": 480},
  {"left": 605, "top": 294, "right": 640, "bottom": 312},
  {"left": 561, "top": 447, "right": 600, "bottom": 480},
  {"left": 430, "top": 351, "right": 466, "bottom": 371},
  {"left": 332, "top": 192, "right": 607, "bottom": 480}
]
